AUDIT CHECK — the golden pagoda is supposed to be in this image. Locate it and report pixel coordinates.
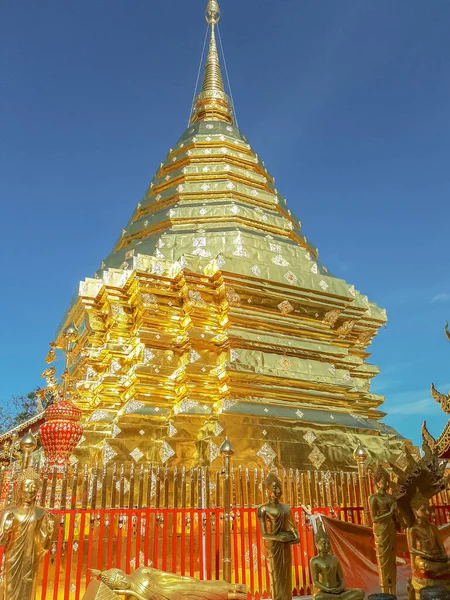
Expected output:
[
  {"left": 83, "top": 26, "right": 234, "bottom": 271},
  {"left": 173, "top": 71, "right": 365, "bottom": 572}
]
[{"left": 49, "top": 0, "right": 408, "bottom": 471}]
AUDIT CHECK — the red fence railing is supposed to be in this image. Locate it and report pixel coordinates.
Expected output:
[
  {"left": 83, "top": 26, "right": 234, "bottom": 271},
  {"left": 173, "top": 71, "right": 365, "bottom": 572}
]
[{"left": 0, "top": 505, "right": 447, "bottom": 600}]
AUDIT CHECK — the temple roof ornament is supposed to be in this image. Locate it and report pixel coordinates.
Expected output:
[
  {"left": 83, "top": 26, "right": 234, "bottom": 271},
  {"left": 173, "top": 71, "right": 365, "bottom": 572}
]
[
  {"left": 190, "top": 0, "right": 234, "bottom": 124},
  {"left": 422, "top": 321, "right": 450, "bottom": 458}
]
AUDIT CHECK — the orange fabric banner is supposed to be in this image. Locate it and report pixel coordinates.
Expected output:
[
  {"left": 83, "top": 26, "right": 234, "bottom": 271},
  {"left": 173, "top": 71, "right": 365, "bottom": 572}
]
[{"left": 322, "top": 517, "right": 450, "bottom": 600}]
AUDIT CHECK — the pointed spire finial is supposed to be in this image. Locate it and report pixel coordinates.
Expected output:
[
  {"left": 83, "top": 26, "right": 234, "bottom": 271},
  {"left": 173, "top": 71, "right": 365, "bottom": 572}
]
[
  {"left": 190, "top": 0, "right": 234, "bottom": 125},
  {"left": 205, "top": 0, "right": 221, "bottom": 25}
]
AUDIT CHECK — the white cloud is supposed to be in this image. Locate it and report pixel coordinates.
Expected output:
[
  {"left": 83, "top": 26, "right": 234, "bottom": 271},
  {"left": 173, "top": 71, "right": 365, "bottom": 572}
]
[
  {"left": 387, "top": 397, "right": 433, "bottom": 415},
  {"left": 431, "top": 293, "right": 450, "bottom": 303}
]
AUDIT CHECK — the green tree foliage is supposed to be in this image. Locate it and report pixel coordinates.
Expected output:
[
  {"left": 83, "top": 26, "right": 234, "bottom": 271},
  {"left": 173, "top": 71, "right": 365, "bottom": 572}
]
[{"left": 0, "top": 390, "right": 43, "bottom": 434}]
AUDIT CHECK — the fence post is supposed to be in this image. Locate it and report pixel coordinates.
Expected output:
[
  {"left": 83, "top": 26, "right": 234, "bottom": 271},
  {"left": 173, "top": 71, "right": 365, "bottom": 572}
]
[
  {"left": 353, "top": 444, "right": 371, "bottom": 526},
  {"left": 220, "top": 438, "right": 234, "bottom": 583}
]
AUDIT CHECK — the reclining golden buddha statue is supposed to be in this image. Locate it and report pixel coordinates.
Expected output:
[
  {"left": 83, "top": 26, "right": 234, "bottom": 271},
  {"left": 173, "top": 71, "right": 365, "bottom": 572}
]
[{"left": 83, "top": 566, "right": 248, "bottom": 600}]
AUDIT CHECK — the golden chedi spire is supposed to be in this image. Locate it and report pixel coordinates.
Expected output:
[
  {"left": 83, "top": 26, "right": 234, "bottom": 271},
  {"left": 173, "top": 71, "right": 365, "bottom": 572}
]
[{"left": 190, "top": 0, "right": 234, "bottom": 125}]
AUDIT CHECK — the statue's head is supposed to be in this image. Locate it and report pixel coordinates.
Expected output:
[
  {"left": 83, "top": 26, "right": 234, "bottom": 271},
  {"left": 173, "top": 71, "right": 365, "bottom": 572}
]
[
  {"left": 411, "top": 494, "right": 431, "bottom": 522},
  {"left": 17, "top": 467, "right": 41, "bottom": 504},
  {"left": 92, "top": 568, "right": 131, "bottom": 590},
  {"left": 374, "top": 462, "right": 390, "bottom": 491},
  {"left": 263, "top": 472, "right": 283, "bottom": 501},
  {"left": 314, "top": 523, "right": 331, "bottom": 555}
]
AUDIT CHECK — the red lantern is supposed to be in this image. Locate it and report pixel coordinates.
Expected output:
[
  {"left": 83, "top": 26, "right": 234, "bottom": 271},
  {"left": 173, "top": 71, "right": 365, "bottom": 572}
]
[{"left": 39, "top": 398, "right": 83, "bottom": 464}]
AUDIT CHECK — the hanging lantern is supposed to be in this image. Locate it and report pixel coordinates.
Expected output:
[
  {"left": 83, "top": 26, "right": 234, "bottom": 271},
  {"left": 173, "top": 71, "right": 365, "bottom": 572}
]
[{"left": 39, "top": 398, "right": 83, "bottom": 465}]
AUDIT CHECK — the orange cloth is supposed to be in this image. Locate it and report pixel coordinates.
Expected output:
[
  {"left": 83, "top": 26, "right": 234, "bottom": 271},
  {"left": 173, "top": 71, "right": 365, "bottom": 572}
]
[{"left": 322, "top": 517, "right": 450, "bottom": 600}]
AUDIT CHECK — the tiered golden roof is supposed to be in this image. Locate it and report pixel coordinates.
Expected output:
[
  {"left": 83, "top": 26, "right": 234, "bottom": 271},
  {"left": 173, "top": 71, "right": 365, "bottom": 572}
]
[{"left": 53, "top": 0, "right": 407, "bottom": 470}]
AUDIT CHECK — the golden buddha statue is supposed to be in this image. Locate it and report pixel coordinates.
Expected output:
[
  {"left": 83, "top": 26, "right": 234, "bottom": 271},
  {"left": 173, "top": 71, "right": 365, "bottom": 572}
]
[
  {"left": 310, "top": 524, "right": 365, "bottom": 600},
  {"left": 368, "top": 463, "right": 400, "bottom": 596},
  {"left": 257, "top": 473, "right": 300, "bottom": 600},
  {"left": 407, "top": 495, "right": 450, "bottom": 596},
  {"left": 84, "top": 566, "right": 248, "bottom": 600},
  {"left": 0, "top": 467, "right": 55, "bottom": 600}
]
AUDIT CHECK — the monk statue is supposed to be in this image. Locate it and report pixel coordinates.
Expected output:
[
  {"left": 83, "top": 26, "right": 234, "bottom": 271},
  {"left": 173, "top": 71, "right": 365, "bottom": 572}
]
[
  {"left": 257, "top": 472, "right": 300, "bottom": 600},
  {"left": 368, "top": 463, "right": 400, "bottom": 596},
  {"left": 310, "top": 524, "right": 365, "bottom": 600},
  {"left": 82, "top": 566, "right": 248, "bottom": 600},
  {"left": 0, "top": 467, "right": 55, "bottom": 600},
  {"left": 407, "top": 495, "right": 450, "bottom": 592}
]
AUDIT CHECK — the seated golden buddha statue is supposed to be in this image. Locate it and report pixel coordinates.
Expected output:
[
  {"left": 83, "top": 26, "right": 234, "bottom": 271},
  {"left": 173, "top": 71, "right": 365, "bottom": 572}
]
[
  {"left": 310, "top": 524, "right": 365, "bottom": 600},
  {"left": 83, "top": 566, "right": 248, "bottom": 600},
  {"left": 407, "top": 496, "right": 450, "bottom": 584}
]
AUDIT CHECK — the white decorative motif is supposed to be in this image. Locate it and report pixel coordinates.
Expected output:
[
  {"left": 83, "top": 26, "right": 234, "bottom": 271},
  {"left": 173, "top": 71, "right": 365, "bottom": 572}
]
[
  {"left": 103, "top": 442, "right": 117, "bottom": 463},
  {"left": 251, "top": 265, "right": 261, "bottom": 277},
  {"left": 130, "top": 448, "right": 144, "bottom": 462},
  {"left": 110, "top": 360, "right": 121, "bottom": 374},
  {"left": 111, "top": 424, "right": 122, "bottom": 438},
  {"left": 311, "top": 263, "right": 318, "bottom": 274},
  {"left": 278, "top": 300, "right": 294, "bottom": 315},
  {"left": 177, "top": 398, "right": 199, "bottom": 413},
  {"left": 189, "top": 290, "right": 205, "bottom": 306},
  {"left": 160, "top": 441, "right": 175, "bottom": 464},
  {"left": 296, "top": 409, "right": 304, "bottom": 419},
  {"left": 348, "top": 285, "right": 356, "bottom": 297},
  {"left": 328, "top": 365, "right": 336, "bottom": 376},
  {"left": 270, "top": 243, "right": 282, "bottom": 253},
  {"left": 123, "top": 400, "right": 145, "bottom": 414},
  {"left": 305, "top": 252, "right": 312, "bottom": 261},
  {"left": 168, "top": 422, "right": 178, "bottom": 437},
  {"left": 193, "top": 247, "right": 212, "bottom": 258},
  {"left": 284, "top": 271, "right": 297, "bottom": 284},
  {"left": 272, "top": 255, "right": 289, "bottom": 267},
  {"left": 193, "top": 237, "right": 206, "bottom": 247},
  {"left": 226, "top": 182, "right": 236, "bottom": 190},
  {"left": 200, "top": 208, "right": 207, "bottom": 216},
  {"left": 190, "top": 349, "right": 201, "bottom": 363},
  {"left": 144, "top": 348, "right": 155, "bottom": 364},
  {"left": 212, "top": 421, "right": 223, "bottom": 436},
  {"left": 257, "top": 443, "right": 277, "bottom": 467},
  {"left": 90, "top": 410, "right": 110, "bottom": 422},
  {"left": 278, "top": 356, "right": 291, "bottom": 372},
  {"left": 208, "top": 440, "right": 220, "bottom": 463},
  {"left": 309, "top": 447, "right": 326, "bottom": 470},
  {"left": 230, "top": 205, "right": 240, "bottom": 215},
  {"left": 319, "top": 280, "right": 329, "bottom": 291},
  {"left": 303, "top": 430, "right": 317, "bottom": 445},
  {"left": 230, "top": 349, "right": 239, "bottom": 362},
  {"left": 153, "top": 262, "right": 165, "bottom": 276}
]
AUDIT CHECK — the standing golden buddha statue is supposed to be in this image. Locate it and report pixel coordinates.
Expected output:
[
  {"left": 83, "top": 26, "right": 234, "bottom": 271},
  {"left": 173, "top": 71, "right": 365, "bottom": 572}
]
[
  {"left": 368, "top": 463, "right": 400, "bottom": 596},
  {"left": 310, "top": 524, "right": 365, "bottom": 600},
  {"left": 0, "top": 466, "right": 55, "bottom": 600},
  {"left": 257, "top": 473, "right": 300, "bottom": 600}
]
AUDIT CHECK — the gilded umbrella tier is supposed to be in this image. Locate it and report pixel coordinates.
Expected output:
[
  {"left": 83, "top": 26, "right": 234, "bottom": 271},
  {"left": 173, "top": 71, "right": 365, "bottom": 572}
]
[{"left": 48, "top": 0, "right": 409, "bottom": 471}]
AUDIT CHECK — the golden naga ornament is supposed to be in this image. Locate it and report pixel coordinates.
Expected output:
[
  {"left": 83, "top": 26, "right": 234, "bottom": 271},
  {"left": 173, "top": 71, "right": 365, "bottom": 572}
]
[
  {"left": 82, "top": 567, "right": 248, "bottom": 600},
  {"left": 257, "top": 473, "right": 300, "bottom": 600},
  {"left": 407, "top": 496, "right": 450, "bottom": 598},
  {"left": 368, "top": 463, "right": 401, "bottom": 596},
  {"left": 310, "top": 524, "right": 365, "bottom": 600},
  {"left": 0, "top": 466, "right": 55, "bottom": 600}
]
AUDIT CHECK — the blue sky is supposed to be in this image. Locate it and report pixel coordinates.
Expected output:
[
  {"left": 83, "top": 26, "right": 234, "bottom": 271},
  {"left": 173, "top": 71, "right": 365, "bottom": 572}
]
[{"left": 1, "top": 0, "right": 449, "bottom": 446}]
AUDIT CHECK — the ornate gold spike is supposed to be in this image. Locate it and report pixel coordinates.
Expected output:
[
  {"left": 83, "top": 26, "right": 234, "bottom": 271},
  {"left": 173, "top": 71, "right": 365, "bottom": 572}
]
[
  {"left": 205, "top": 0, "right": 220, "bottom": 25},
  {"left": 430, "top": 383, "right": 450, "bottom": 413},
  {"left": 201, "top": 15, "right": 224, "bottom": 94},
  {"left": 445, "top": 321, "right": 450, "bottom": 341}
]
